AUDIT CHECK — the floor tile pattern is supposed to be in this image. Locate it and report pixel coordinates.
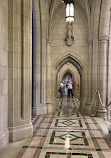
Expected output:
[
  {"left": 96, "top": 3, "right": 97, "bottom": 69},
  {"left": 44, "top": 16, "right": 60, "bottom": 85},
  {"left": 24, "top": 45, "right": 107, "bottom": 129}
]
[{"left": 16, "top": 99, "right": 111, "bottom": 158}]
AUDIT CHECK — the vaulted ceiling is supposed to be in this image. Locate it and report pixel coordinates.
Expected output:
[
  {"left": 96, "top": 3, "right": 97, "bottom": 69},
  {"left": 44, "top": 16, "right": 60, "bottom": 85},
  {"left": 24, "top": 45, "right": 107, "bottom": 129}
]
[
  {"left": 47, "top": 0, "right": 94, "bottom": 39},
  {"left": 48, "top": 0, "right": 92, "bottom": 16}
]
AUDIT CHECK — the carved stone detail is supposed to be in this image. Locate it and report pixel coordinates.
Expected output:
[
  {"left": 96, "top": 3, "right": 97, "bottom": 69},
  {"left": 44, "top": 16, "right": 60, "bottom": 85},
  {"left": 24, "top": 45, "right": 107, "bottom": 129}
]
[{"left": 65, "top": 22, "right": 74, "bottom": 46}]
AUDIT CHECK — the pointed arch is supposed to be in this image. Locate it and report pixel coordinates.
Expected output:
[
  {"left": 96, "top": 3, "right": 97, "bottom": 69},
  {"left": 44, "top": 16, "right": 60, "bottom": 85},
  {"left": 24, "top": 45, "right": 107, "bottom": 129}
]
[
  {"left": 55, "top": 54, "right": 84, "bottom": 76},
  {"left": 62, "top": 69, "right": 74, "bottom": 79}
]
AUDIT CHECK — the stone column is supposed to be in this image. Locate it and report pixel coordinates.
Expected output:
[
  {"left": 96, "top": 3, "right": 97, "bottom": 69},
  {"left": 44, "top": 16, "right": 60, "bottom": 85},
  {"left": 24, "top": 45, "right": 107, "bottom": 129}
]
[
  {"left": 86, "top": 39, "right": 93, "bottom": 114},
  {"left": 32, "top": 0, "right": 47, "bottom": 115},
  {"left": 97, "top": 0, "right": 111, "bottom": 119},
  {"left": 40, "top": 0, "right": 47, "bottom": 114},
  {"left": 108, "top": 22, "right": 111, "bottom": 133},
  {"left": 0, "top": 0, "right": 9, "bottom": 149},
  {"left": 81, "top": 71, "right": 88, "bottom": 113},
  {"left": 107, "top": 22, "right": 111, "bottom": 121},
  {"left": 97, "top": 36, "right": 108, "bottom": 119},
  {"left": 80, "top": 72, "right": 85, "bottom": 112},
  {"left": 32, "top": 0, "right": 41, "bottom": 115},
  {"left": 8, "top": 0, "right": 33, "bottom": 142},
  {"left": 46, "top": 40, "right": 55, "bottom": 113}
]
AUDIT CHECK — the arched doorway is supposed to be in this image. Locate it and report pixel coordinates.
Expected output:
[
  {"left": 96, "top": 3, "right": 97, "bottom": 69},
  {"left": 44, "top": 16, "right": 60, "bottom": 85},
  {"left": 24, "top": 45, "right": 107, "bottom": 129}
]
[
  {"left": 55, "top": 55, "right": 83, "bottom": 109},
  {"left": 56, "top": 62, "right": 81, "bottom": 103},
  {"left": 62, "top": 71, "right": 74, "bottom": 96}
]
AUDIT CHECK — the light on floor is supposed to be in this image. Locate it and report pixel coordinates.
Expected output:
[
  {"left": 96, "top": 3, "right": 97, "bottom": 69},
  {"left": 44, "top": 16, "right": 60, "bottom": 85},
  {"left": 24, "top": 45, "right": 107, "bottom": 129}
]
[{"left": 65, "top": 134, "right": 70, "bottom": 149}]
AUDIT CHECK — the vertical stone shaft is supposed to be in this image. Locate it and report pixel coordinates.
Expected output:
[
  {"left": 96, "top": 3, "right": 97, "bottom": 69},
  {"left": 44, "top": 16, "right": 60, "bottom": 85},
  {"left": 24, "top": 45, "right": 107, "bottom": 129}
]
[
  {"left": 46, "top": 41, "right": 54, "bottom": 113},
  {"left": 98, "top": 37, "right": 108, "bottom": 107},
  {"left": 8, "top": 0, "right": 33, "bottom": 142},
  {"left": 86, "top": 40, "right": 93, "bottom": 113},
  {"left": 0, "top": 0, "right": 8, "bottom": 150},
  {"left": 108, "top": 22, "right": 111, "bottom": 120}
]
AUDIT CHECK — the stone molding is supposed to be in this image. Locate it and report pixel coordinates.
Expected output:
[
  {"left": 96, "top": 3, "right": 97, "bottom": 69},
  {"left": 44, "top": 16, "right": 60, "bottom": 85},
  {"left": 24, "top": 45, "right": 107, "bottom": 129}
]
[
  {"left": 98, "top": 35, "right": 109, "bottom": 43},
  {"left": 46, "top": 104, "right": 56, "bottom": 114},
  {"left": 87, "top": 39, "right": 93, "bottom": 45},
  {"left": 8, "top": 123, "right": 33, "bottom": 142},
  {"left": 32, "top": 106, "right": 47, "bottom": 115},
  {"left": 47, "top": 40, "right": 52, "bottom": 45}
]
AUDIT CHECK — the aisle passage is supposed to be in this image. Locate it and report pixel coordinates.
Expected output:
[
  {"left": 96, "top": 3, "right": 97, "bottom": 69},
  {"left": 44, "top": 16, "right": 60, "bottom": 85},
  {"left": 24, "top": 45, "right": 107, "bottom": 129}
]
[{"left": 17, "top": 100, "right": 111, "bottom": 158}]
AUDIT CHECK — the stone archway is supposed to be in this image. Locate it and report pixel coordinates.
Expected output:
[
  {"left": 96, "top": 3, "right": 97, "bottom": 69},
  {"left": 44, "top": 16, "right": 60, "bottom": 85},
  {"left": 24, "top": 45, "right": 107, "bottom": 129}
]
[
  {"left": 55, "top": 54, "right": 83, "bottom": 75},
  {"left": 54, "top": 54, "right": 83, "bottom": 109},
  {"left": 62, "top": 70, "right": 75, "bottom": 97}
]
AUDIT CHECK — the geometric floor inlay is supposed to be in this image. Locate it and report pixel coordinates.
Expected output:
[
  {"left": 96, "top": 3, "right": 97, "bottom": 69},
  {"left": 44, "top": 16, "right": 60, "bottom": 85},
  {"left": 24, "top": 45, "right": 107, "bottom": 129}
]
[
  {"left": 49, "top": 131, "right": 89, "bottom": 146},
  {"left": 55, "top": 119, "right": 83, "bottom": 127},
  {"left": 45, "top": 152, "right": 93, "bottom": 158},
  {"left": 15, "top": 98, "right": 111, "bottom": 158},
  {"left": 58, "top": 111, "right": 79, "bottom": 117}
]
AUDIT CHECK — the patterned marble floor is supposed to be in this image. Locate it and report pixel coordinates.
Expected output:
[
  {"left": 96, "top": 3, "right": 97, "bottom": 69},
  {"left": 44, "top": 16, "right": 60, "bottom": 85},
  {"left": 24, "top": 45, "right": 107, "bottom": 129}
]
[{"left": 16, "top": 99, "right": 111, "bottom": 158}]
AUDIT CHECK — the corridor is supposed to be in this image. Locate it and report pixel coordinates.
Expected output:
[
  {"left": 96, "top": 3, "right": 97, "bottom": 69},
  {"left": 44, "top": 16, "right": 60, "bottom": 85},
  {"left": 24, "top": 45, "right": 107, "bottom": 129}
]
[
  {"left": 14, "top": 99, "right": 111, "bottom": 158},
  {"left": 1, "top": 0, "right": 111, "bottom": 157}
]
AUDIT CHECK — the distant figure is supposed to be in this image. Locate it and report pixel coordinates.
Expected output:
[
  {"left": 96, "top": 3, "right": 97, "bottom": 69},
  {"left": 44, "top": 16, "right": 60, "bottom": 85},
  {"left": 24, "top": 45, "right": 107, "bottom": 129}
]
[
  {"left": 60, "top": 80, "right": 64, "bottom": 99},
  {"left": 66, "top": 78, "right": 73, "bottom": 98}
]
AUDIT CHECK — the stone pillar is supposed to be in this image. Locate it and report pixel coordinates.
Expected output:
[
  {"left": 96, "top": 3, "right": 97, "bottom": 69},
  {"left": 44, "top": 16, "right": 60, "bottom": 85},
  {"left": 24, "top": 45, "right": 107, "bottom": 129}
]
[
  {"left": 32, "top": 0, "right": 41, "bottom": 115},
  {"left": 97, "top": 0, "right": 111, "bottom": 119},
  {"left": 80, "top": 72, "right": 85, "bottom": 112},
  {"left": 92, "top": 38, "right": 98, "bottom": 97},
  {"left": 40, "top": 0, "right": 47, "bottom": 114},
  {"left": 108, "top": 22, "right": 111, "bottom": 133},
  {"left": 46, "top": 41, "right": 55, "bottom": 113},
  {"left": 33, "top": 0, "right": 47, "bottom": 115},
  {"left": 8, "top": 0, "right": 33, "bottom": 142},
  {"left": 107, "top": 22, "right": 111, "bottom": 121},
  {"left": 97, "top": 36, "right": 108, "bottom": 119},
  {"left": 86, "top": 39, "right": 93, "bottom": 114},
  {"left": 0, "top": 0, "right": 9, "bottom": 149},
  {"left": 108, "top": 21, "right": 111, "bottom": 133}
]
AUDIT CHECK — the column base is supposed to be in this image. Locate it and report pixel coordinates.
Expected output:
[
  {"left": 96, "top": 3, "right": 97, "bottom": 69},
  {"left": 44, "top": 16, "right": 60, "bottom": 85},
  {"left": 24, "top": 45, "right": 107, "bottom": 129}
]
[
  {"left": 97, "top": 108, "right": 107, "bottom": 120},
  {"left": 46, "top": 103, "right": 56, "bottom": 114},
  {"left": 0, "top": 129, "right": 9, "bottom": 150},
  {"left": 32, "top": 106, "right": 47, "bottom": 116},
  {"left": 80, "top": 97, "right": 87, "bottom": 112},
  {"left": 8, "top": 123, "right": 33, "bottom": 142},
  {"left": 84, "top": 101, "right": 92, "bottom": 115},
  {"left": 47, "top": 106, "right": 56, "bottom": 114}
]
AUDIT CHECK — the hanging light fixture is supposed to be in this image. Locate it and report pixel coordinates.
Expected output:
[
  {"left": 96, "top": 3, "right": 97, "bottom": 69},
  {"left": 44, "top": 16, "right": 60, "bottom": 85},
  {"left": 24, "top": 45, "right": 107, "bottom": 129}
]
[
  {"left": 62, "top": 0, "right": 75, "bottom": 46},
  {"left": 62, "top": 0, "right": 74, "bottom": 23}
]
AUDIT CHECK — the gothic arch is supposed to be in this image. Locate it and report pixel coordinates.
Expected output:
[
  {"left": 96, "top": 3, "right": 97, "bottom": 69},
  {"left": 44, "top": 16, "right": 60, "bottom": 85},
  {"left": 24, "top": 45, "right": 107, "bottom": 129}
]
[
  {"left": 62, "top": 69, "right": 75, "bottom": 80},
  {"left": 55, "top": 54, "right": 84, "bottom": 77},
  {"left": 55, "top": 54, "right": 83, "bottom": 103},
  {"left": 62, "top": 69, "right": 76, "bottom": 90}
]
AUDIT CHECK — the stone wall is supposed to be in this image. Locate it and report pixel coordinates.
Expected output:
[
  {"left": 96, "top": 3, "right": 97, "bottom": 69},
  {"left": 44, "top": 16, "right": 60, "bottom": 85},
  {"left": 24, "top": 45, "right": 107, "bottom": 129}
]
[
  {"left": 0, "top": 0, "right": 9, "bottom": 149},
  {"left": 0, "top": 0, "right": 111, "bottom": 151},
  {"left": 51, "top": 7, "right": 88, "bottom": 64},
  {"left": 8, "top": 0, "right": 33, "bottom": 142}
]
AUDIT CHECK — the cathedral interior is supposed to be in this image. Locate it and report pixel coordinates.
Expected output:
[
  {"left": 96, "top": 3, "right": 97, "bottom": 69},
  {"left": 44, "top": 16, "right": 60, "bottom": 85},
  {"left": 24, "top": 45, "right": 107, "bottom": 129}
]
[{"left": 0, "top": 0, "right": 111, "bottom": 157}]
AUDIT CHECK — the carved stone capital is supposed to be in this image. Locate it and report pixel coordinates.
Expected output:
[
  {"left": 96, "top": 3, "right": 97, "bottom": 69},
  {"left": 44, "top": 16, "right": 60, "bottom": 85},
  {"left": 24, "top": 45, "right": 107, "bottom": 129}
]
[
  {"left": 47, "top": 39, "right": 52, "bottom": 45},
  {"left": 87, "top": 38, "right": 93, "bottom": 46},
  {"left": 98, "top": 35, "right": 109, "bottom": 43}
]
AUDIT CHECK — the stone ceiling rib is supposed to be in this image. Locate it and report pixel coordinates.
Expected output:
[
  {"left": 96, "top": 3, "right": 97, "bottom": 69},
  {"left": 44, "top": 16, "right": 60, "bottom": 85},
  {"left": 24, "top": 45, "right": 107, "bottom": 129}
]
[{"left": 48, "top": 0, "right": 91, "bottom": 39}]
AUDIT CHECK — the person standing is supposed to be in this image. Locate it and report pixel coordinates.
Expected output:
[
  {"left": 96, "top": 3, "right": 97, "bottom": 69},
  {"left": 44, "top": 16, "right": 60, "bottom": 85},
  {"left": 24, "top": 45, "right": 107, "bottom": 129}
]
[
  {"left": 60, "top": 80, "right": 64, "bottom": 99},
  {"left": 67, "top": 78, "right": 73, "bottom": 98}
]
